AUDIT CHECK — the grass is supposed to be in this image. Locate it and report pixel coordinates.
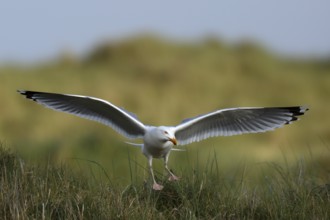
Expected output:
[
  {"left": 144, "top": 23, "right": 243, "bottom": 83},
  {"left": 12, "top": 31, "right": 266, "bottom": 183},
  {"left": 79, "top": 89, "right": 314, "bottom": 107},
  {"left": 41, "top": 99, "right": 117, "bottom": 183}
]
[{"left": 1, "top": 144, "right": 329, "bottom": 219}]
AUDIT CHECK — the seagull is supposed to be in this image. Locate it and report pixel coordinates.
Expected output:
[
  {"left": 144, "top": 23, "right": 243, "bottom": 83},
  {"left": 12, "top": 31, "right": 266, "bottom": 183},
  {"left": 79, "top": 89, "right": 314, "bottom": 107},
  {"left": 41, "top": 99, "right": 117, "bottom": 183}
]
[{"left": 18, "top": 90, "right": 308, "bottom": 190}]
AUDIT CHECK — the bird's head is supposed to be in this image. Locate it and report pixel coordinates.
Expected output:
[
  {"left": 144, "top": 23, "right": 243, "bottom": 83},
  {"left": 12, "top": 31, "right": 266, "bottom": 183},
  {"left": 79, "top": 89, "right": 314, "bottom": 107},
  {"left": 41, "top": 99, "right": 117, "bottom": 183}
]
[{"left": 157, "top": 127, "right": 177, "bottom": 146}]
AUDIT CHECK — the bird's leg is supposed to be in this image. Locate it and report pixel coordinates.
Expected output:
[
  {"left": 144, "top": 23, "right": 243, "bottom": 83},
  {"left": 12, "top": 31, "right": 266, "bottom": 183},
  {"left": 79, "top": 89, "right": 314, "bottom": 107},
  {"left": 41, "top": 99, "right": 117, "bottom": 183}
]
[
  {"left": 164, "top": 154, "right": 180, "bottom": 181},
  {"left": 148, "top": 156, "right": 163, "bottom": 190}
]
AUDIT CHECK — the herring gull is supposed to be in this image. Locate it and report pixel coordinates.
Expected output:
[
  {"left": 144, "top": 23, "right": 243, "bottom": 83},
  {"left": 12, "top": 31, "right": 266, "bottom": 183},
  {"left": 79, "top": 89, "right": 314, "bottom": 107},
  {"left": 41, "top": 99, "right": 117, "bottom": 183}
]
[{"left": 18, "top": 90, "right": 308, "bottom": 190}]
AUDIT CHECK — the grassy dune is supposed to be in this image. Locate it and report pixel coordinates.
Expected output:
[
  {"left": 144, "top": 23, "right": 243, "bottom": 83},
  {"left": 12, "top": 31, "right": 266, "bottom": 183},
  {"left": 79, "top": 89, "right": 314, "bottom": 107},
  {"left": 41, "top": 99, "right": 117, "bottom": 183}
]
[
  {"left": 1, "top": 145, "right": 329, "bottom": 219},
  {"left": 0, "top": 36, "right": 330, "bottom": 218}
]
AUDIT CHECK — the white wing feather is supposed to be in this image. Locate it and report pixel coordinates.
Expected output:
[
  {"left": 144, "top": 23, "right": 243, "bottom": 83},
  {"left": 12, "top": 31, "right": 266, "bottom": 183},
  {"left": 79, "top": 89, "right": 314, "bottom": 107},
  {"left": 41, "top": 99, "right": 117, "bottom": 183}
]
[
  {"left": 174, "top": 106, "right": 308, "bottom": 145},
  {"left": 18, "top": 90, "right": 146, "bottom": 139}
]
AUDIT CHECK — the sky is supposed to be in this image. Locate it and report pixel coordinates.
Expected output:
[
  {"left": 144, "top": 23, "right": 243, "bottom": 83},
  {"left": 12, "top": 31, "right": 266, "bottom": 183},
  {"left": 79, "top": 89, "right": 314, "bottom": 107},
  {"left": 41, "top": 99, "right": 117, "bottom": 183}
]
[{"left": 1, "top": 0, "right": 330, "bottom": 62}]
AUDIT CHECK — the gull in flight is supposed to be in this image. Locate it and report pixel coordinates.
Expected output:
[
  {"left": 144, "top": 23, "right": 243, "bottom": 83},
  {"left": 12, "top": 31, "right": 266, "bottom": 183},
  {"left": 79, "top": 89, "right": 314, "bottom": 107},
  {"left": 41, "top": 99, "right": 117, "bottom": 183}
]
[{"left": 18, "top": 90, "right": 308, "bottom": 190}]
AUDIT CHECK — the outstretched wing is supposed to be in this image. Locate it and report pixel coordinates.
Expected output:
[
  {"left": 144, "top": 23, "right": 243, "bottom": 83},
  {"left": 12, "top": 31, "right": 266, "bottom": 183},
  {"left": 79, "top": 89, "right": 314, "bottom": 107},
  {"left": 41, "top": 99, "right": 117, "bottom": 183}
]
[
  {"left": 18, "top": 90, "right": 146, "bottom": 139},
  {"left": 174, "top": 106, "right": 308, "bottom": 145}
]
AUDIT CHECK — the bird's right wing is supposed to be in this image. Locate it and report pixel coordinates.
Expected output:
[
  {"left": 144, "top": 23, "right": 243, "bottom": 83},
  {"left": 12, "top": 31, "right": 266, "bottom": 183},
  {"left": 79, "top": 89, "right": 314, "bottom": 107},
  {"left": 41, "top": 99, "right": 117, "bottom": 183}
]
[
  {"left": 18, "top": 90, "right": 146, "bottom": 139},
  {"left": 174, "top": 106, "right": 308, "bottom": 145}
]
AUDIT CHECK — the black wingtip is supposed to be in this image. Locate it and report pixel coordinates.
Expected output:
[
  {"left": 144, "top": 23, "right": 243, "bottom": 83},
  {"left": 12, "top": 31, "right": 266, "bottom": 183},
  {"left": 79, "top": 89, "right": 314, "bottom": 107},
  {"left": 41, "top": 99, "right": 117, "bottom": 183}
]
[
  {"left": 280, "top": 106, "right": 309, "bottom": 125},
  {"left": 17, "top": 89, "right": 25, "bottom": 94},
  {"left": 17, "top": 90, "right": 39, "bottom": 101},
  {"left": 279, "top": 106, "right": 309, "bottom": 113}
]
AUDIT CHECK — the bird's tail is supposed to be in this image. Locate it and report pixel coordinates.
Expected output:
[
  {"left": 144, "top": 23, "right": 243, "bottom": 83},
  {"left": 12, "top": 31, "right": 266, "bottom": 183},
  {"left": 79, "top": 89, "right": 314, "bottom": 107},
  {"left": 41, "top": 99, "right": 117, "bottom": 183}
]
[
  {"left": 125, "top": 142, "right": 143, "bottom": 148},
  {"left": 171, "top": 148, "right": 186, "bottom": 152},
  {"left": 125, "top": 142, "right": 186, "bottom": 152}
]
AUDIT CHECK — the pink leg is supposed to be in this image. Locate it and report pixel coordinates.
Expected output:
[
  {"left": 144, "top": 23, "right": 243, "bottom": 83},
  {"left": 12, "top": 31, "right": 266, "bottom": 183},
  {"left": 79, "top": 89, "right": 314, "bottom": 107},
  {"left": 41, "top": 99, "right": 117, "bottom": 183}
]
[
  {"left": 164, "top": 154, "right": 180, "bottom": 181},
  {"left": 148, "top": 157, "right": 164, "bottom": 190}
]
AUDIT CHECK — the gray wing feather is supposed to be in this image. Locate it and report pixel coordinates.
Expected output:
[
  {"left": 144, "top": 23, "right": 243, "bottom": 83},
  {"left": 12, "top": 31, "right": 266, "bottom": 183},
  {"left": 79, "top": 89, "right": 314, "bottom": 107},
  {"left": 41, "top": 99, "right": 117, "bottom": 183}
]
[
  {"left": 174, "top": 106, "right": 308, "bottom": 145},
  {"left": 18, "top": 90, "right": 146, "bottom": 139}
]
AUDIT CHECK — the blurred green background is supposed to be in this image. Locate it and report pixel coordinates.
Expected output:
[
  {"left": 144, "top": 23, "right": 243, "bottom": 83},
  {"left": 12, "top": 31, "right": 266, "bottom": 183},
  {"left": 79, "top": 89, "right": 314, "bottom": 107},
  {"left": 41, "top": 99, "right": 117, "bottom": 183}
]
[{"left": 0, "top": 35, "right": 329, "bottom": 184}]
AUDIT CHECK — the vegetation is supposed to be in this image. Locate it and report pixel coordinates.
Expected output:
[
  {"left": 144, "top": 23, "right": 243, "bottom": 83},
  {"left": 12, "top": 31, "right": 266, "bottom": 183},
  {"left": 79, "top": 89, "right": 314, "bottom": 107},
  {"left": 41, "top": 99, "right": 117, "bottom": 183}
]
[
  {"left": 0, "top": 35, "right": 330, "bottom": 218},
  {"left": 1, "top": 145, "right": 329, "bottom": 219}
]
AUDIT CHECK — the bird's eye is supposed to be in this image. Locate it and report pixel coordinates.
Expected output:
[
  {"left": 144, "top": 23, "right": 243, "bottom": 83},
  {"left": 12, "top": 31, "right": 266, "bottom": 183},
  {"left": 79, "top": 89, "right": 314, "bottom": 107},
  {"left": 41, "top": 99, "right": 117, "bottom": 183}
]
[{"left": 164, "top": 131, "right": 168, "bottom": 135}]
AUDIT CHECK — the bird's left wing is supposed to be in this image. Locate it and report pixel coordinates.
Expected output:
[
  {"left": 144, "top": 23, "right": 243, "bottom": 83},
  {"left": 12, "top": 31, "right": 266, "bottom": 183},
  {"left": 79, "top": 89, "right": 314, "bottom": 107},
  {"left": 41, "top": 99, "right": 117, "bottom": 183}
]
[
  {"left": 174, "top": 106, "right": 308, "bottom": 145},
  {"left": 18, "top": 90, "right": 146, "bottom": 139}
]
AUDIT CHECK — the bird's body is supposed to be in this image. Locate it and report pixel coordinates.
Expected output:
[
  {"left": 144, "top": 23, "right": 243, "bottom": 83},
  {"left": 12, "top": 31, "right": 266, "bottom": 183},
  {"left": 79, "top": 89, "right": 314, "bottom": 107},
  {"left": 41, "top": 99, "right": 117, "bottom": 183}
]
[
  {"left": 143, "top": 126, "right": 175, "bottom": 158},
  {"left": 18, "top": 90, "right": 308, "bottom": 190}
]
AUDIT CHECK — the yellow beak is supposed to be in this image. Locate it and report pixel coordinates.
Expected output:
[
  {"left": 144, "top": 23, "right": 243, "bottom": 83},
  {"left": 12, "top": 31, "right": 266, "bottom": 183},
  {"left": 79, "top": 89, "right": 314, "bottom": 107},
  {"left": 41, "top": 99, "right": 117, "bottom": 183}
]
[{"left": 169, "top": 137, "right": 177, "bottom": 145}]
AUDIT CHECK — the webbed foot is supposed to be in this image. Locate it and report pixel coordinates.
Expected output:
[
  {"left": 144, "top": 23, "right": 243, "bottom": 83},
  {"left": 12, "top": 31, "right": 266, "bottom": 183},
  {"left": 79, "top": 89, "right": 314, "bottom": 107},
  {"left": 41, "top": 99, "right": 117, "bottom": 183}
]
[
  {"left": 168, "top": 175, "right": 180, "bottom": 181},
  {"left": 152, "top": 183, "right": 164, "bottom": 190}
]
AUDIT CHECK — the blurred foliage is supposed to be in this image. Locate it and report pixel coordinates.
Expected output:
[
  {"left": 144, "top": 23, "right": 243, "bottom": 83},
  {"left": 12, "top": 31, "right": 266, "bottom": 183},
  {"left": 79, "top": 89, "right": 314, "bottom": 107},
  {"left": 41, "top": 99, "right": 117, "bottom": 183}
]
[{"left": 0, "top": 35, "right": 329, "bottom": 184}]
